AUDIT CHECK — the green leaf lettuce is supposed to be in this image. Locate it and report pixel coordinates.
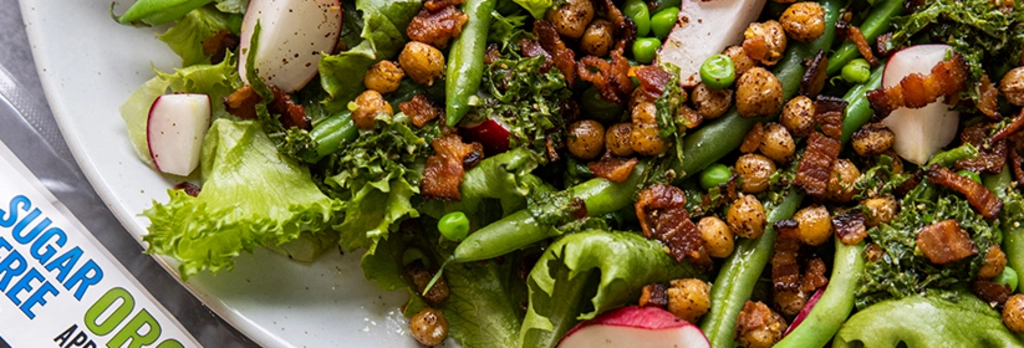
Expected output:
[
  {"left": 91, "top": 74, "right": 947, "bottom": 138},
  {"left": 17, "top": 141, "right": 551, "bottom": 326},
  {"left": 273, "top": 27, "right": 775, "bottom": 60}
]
[{"left": 158, "top": 6, "right": 232, "bottom": 67}]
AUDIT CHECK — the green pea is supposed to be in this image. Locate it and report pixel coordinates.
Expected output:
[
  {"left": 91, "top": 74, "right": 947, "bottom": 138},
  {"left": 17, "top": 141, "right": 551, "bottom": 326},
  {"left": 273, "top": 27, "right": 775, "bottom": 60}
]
[
  {"left": 841, "top": 58, "right": 872, "bottom": 84},
  {"left": 996, "top": 267, "right": 1019, "bottom": 293},
  {"left": 623, "top": 0, "right": 651, "bottom": 37},
  {"left": 651, "top": 7, "right": 679, "bottom": 39},
  {"left": 957, "top": 169, "right": 982, "bottom": 184},
  {"left": 632, "top": 37, "right": 662, "bottom": 64},
  {"left": 402, "top": 248, "right": 429, "bottom": 267},
  {"left": 700, "top": 54, "right": 736, "bottom": 90},
  {"left": 700, "top": 163, "right": 732, "bottom": 190},
  {"left": 439, "top": 211, "right": 471, "bottom": 242}
]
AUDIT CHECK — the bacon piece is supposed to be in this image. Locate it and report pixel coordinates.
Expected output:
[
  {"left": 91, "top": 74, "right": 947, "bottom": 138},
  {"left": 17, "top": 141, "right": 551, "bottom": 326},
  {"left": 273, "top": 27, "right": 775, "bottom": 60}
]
[
  {"left": 800, "top": 258, "right": 829, "bottom": 293},
  {"left": 484, "top": 43, "right": 501, "bottom": 66},
  {"left": 800, "top": 50, "right": 829, "bottom": 97},
  {"left": 202, "top": 30, "right": 239, "bottom": 64},
  {"left": 270, "top": 87, "right": 310, "bottom": 129},
  {"left": 424, "top": 0, "right": 464, "bottom": 11},
  {"left": 595, "top": 0, "right": 634, "bottom": 41},
  {"left": 406, "top": 6, "right": 468, "bottom": 48},
  {"left": 978, "top": 74, "right": 1001, "bottom": 120},
  {"left": 973, "top": 280, "right": 1011, "bottom": 307},
  {"left": 639, "top": 283, "right": 669, "bottom": 308},
  {"left": 224, "top": 85, "right": 260, "bottom": 120},
  {"left": 422, "top": 133, "right": 484, "bottom": 201},
  {"left": 927, "top": 165, "right": 1003, "bottom": 219},
  {"left": 814, "top": 96, "right": 847, "bottom": 139},
  {"left": 519, "top": 38, "right": 555, "bottom": 73},
  {"left": 735, "top": 301, "right": 788, "bottom": 345},
  {"left": 846, "top": 26, "right": 877, "bottom": 66},
  {"left": 794, "top": 132, "right": 841, "bottom": 197},
  {"left": 589, "top": 156, "right": 639, "bottom": 183},
  {"left": 916, "top": 219, "right": 978, "bottom": 265},
  {"left": 1013, "top": 138, "right": 1024, "bottom": 187},
  {"left": 740, "top": 122, "right": 764, "bottom": 153},
  {"left": 956, "top": 123, "right": 1007, "bottom": 174},
  {"left": 875, "top": 32, "right": 896, "bottom": 58},
  {"left": 578, "top": 45, "right": 634, "bottom": 104},
  {"left": 174, "top": 182, "right": 201, "bottom": 197},
  {"left": 399, "top": 94, "right": 442, "bottom": 128},
  {"left": 771, "top": 219, "right": 802, "bottom": 293},
  {"left": 994, "top": 109, "right": 1024, "bottom": 142},
  {"left": 866, "top": 54, "right": 969, "bottom": 117},
  {"left": 533, "top": 20, "right": 576, "bottom": 86},
  {"left": 635, "top": 185, "right": 712, "bottom": 268},
  {"left": 833, "top": 211, "right": 867, "bottom": 245},
  {"left": 635, "top": 65, "right": 673, "bottom": 100}
]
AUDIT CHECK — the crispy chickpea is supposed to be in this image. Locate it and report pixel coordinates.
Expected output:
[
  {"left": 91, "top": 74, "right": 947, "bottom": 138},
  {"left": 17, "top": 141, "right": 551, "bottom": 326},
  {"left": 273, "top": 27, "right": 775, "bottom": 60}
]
[
  {"left": 1000, "top": 67, "right": 1024, "bottom": 106},
  {"left": 780, "top": 96, "right": 815, "bottom": 137},
  {"left": 743, "top": 21, "right": 787, "bottom": 66},
  {"left": 736, "top": 67, "right": 784, "bottom": 117},
  {"left": 545, "top": 0, "right": 594, "bottom": 39},
  {"left": 852, "top": 123, "right": 896, "bottom": 157},
  {"left": 399, "top": 41, "right": 445, "bottom": 86},
  {"left": 979, "top": 245, "right": 1008, "bottom": 280},
  {"left": 692, "top": 83, "right": 734, "bottom": 119},
  {"left": 759, "top": 123, "right": 796, "bottom": 164},
  {"left": 724, "top": 45, "right": 758, "bottom": 76},
  {"left": 728, "top": 194, "right": 768, "bottom": 239},
  {"left": 606, "top": 123, "right": 635, "bottom": 157},
  {"left": 794, "top": 205, "right": 832, "bottom": 246},
  {"left": 581, "top": 19, "right": 614, "bottom": 56},
  {"left": 774, "top": 290, "right": 806, "bottom": 316},
  {"left": 631, "top": 102, "right": 668, "bottom": 156},
  {"left": 862, "top": 195, "right": 898, "bottom": 227},
  {"left": 667, "top": 279, "right": 712, "bottom": 323},
  {"left": 567, "top": 120, "right": 606, "bottom": 160},
  {"left": 363, "top": 60, "right": 404, "bottom": 94},
  {"left": 698, "top": 216, "right": 735, "bottom": 258},
  {"left": 736, "top": 301, "right": 788, "bottom": 348},
  {"left": 410, "top": 308, "right": 448, "bottom": 346},
  {"left": 827, "top": 159, "right": 860, "bottom": 202},
  {"left": 735, "top": 154, "right": 777, "bottom": 194},
  {"left": 780, "top": 2, "right": 826, "bottom": 42},
  {"left": 1004, "top": 295, "right": 1024, "bottom": 333},
  {"left": 352, "top": 90, "right": 393, "bottom": 129}
]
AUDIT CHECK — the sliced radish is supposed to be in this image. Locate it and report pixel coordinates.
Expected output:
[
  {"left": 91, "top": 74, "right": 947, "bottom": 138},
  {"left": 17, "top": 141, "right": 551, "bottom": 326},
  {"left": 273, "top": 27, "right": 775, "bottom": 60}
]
[
  {"left": 238, "top": 0, "right": 343, "bottom": 93},
  {"left": 460, "top": 117, "right": 512, "bottom": 155},
  {"left": 147, "top": 94, "right": 212, "bottom": 177},
  {"left": 657, "top": 0, "right": 768, "bottom": 87},
  {"left": 782, "top": 287, "right": 825, "bottom": 337},
  {"left": 558, "top": 306, "right": 711, "bottom": 348},
  {"left": 880, "top": 44, "right": 960, "bottom": 165}
]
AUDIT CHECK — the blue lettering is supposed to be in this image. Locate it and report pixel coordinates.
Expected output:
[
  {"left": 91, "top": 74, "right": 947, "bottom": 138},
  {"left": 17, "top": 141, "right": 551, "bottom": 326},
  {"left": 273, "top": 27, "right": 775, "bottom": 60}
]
[
  {"left": 0, "top": 195, "right": 30, "bottom": 228},
  {"left": 45, "top": 246, "right": 82, "bottom": 283},
  {"left": 11, "top": 208, "right": 42, "bottom": 244},
  {"left": 31, "top": 227, "right": 66, "bottom": 265},
  {"left": 0, "top": 236, "right": 11, "bottom": 253},
  {"left": 0, "top": 249, "right": 27, "bottom": 291},
  {"left": 21, "top": 279, "right": 57, "bottom": 319},
  {"left": 65, "top": 260, "right": 102, "bottom": 300},
  {"left": 7, "top": 267, "right": 44, "bottom": 306}
]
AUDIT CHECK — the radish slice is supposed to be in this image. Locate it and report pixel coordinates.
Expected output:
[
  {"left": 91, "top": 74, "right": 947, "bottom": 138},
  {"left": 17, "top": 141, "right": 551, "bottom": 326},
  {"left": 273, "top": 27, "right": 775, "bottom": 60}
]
[
  {"left": 880, "top": 44, "right": 960, "bottom": 165},
  {"left": 460, "top": 117, "right": 512, "bottom": 155},
  {"left": 147, "top": 94, "right": 212, "bottom": 177},
  {"left": 657, "top": 0, "right": 768, "bottom": 87},
  {"left": 238, "top": 0, "right": 343, "bottom": 93},
  {"left": 558, "top": 306, "right": 711, "bottom": 348},
  {"left": 782, "top": 287, "right": 825, "bottom": 337}
]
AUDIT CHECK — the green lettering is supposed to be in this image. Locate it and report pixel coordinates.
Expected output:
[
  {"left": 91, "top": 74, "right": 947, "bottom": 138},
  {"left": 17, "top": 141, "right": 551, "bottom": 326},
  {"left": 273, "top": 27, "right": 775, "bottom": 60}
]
[
  {"left": 84, "top": 287, "right": 134, "bottom": 336},
  {"left": 108, "top": 309, "right": 160, "bottom": 348}
]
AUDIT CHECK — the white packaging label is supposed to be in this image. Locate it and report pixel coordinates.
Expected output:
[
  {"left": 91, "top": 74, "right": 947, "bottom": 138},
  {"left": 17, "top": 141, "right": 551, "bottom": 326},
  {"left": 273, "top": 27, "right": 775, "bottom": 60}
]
[{"left": 0, "top": 141, "right": 198, "bottom": 348}]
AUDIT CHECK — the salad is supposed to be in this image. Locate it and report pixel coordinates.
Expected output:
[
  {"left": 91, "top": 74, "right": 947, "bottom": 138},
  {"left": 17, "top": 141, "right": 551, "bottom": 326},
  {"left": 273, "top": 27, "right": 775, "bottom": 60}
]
[{"left": 111, "top": 0, "right": 1024, "bottom": 346}]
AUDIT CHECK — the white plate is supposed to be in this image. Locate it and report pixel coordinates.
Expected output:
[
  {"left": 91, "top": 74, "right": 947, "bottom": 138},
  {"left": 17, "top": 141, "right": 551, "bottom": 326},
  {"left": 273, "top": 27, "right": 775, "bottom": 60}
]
[{"left": 20, "top": 1, "right": 417, "bottom": 346}]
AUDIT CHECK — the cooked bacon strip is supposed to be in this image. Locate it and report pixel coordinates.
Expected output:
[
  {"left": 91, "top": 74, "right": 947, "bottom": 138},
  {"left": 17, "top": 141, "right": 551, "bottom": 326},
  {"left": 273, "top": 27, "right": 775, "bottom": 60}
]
[
  {"left": 224, "top": 85, "right": 260, "bottom": 120},
  {"left": 635, "top": 65, "right": 673, "bottom": 100},
  {"left": 833, "top": 211, "right": 868, "bottom": 245},
  {"left": 639, "top": 283, "right": 669, "bottom": 308},
  {"left": 916, "top": 219, "right": 978, "bottom": 265},
  {"left": 202, "top": 30, "right": 239, "bottom": 64},
  {"left": 800, "top": 50, "right": 829, "bottom": 97},
  {"left": 794, "top": 132, "right": 841, "bottom": 197},
  {"left": 635, "top": 185, "right": 712, "bottom": 268},
  {"left": 740, "top": 122, "right": 765, "bottom": 153},
  {"left": 424, "top": 0, "right": 465, "bottom": 11},
  {"left": 174, "top": 182, "right": 201, "bottom": 197},
  {"left": 814, "top": 96, "right": 847, "bottom": 139},
  {"left": 533, "top": 20, "right": 577, "bottom": 86},
  {"left": 978, "top": 74, "right": 1001, "bottom": 120},
  {"left": 589, "top": 156, "right": 639, "bottom": 183},
  {"left": 846, "top": 26, "right": 877, "bottom": 66},
  {"left": 927, "top": 165, "right": 1003, "bottom": 219},
  {"left": 406, "top": 6, "right": 468, "bottom": 48},
  {"left": 771, "top": 219, "right": 802, "bottom": 292},
  {"left": 400, "top": 94, "right": 442, "bottom": 128},
  {"left": 973, "top": 280, "right": 1011, "bottom": 306},
  {"left": 800, "top": 258, "right": 829, "bottom": 293},
  {"left": 422, "top": 133, "right": 484, "bottom": 201},
  {"left": 578, "top": 45, "right": 634, "bottom": 104},
  {"left": 956, "top": 123, "right": 1007, "bottom": 174},
  {"left": 866, "top": 54, "right": 969, "bottom": 117},
  {"left": 270, "top": 87, "right": 310, "bottom": 129},
  {"left": 994, "top": 109, "right": 1024, "bottom": 142},
  {"left": 1013, "top": 139, "right": 1024, "bottom": 187}
]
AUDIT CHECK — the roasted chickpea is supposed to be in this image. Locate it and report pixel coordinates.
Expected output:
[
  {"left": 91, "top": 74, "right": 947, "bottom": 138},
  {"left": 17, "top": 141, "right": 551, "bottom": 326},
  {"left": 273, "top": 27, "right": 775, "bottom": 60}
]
[
  {"left": 736, "top": 154, "right": 777, "bottom": 194},
  {"left": 774, "top": 290, "right": 806, "bottom": 316},
  {"left": 780, "top": 2, "right": 826, "bottom": 42},
  {"left": 545, "top": 0, "right": 594, "bottom": 39},
  {"left": 363, "top": 60, "right": 404, "bottom": 94},
  {"left": 862, "top": 195, "right": 898, "bottom": 227},
  {"left": 780, "top": 96, "right": 815, "bottom": 137},
  {"left": 399, "top": 41, "right": 445, "bottom": 86},
  {"left": 1000, "top": 67, "right": 1024, "bottom": 106},
  {"left": 606, "top": 123, "right": 635, "bottom": 157},
  {"left": 1004, "top": 295, "right": 1024, "bottom": 333},
  {"left": 352, "top": 90, "right": 393, "bottom": 129},
  {"left": 852, "top": 123, "right": 896, "bottom": 157},
  {"left": 667, "top": 279, "right": 712, "bottom": 323},
  {"left": 827, "top": 159, "right": 860, "bottom": 202},
  {"left": 410, "top": 308, "right": 448, "bottom": 346},
  {"left": 728, "top": 194, "right": 768, "bottom": 239},
  {"left": 698, "top": 216, "right": 735, "bottom": 258},
  {"left": 980, "top": 245, "right": 1008, "bottom": 280},
  {"left": 736, "top": 67, "right": 784, "bottom": 117},
  {"left": 692, "top": 83, "right": 734, "bottom": 119},
  {"left": 759, "top": 123, "right": 796, "bottom": 164},
  {"left": 581, "top": 19, "right": 614, "bottom": 56},
  {"left": 736, "top": 301, "right": 788, "bottom": 348},
  {"left": 743, "top": 21, "right": 787, "bottom": 66},
  {"left": 793, "top": 205, "right": 832, "bottom": 246},
  {"left": 724, "top": 45, "right": 757, "bottom": 76},
  {"left": 567, "top": 120, "right": 606, "bottom": 160},
  {"left": 631, "top": 102, "right": 668, "bottom": 156}
]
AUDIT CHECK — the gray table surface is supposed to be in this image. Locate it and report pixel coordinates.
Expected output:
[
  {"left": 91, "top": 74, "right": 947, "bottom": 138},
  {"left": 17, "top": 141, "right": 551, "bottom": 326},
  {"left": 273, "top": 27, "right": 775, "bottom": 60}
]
[{"left": 1, "top": 4, "right": 255, "bottom": 347}]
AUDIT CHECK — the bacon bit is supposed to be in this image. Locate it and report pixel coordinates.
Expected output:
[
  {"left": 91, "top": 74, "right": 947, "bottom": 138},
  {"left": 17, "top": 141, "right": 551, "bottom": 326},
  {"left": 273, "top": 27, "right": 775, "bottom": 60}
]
[
  {"left": 679, "top": 105, "right": 704, "bottom": 129},
  {"left": 545, "top": 137, "right": 561, "bottom": 163},
  {"left": 740, "top": 122, "right": 765, "bottom": 153},
  {"left": 422, "top": 133, "right": 484, "bottom": 201},
  {"left": 173, "top": 182, "right": 201, "bottom": 197},
  {"left": 735, "top": 301, "right": 788, "bottom": 343},
  {"left": 533, "top": 20, "right": 577, "bottom": 87},
  {"left": 405, "top": 262, "right": 450, "bottom": 304},
  {"left": 400, "top": 94, "right": 442, "bottom": 128},
  {"left": 800, "top": 50, "right": 829, "bottom": 97},
  {"left": 973, "top": 280, "right": 1011, "bottom": 307},
  {"left": 865, "top": 243, "right": 884, "bottom": 262},
  {"left": 578, "top": 45, "right": 634, "bottom": 104},
  {"left": 978, "top": 74, "right": 1001, "bottom": 120},
  {"left": 588, "top": 156, "right": 639, "bottom": 183},
  {"left": 875, "top": 32, "right": 896, "bottom": 58},
  {"left": 846, "top": 26, "right": 877, "bottom": 66},
  {"left": 595, "top": 0, "right": 634, "bottom": 41},
  {"left": 800, "top": 258, "right": 829, "bottom": 293},
  {"left": 795, "top": 132, "right": 841, "bottom": 197},
  {"left": 866, "top": 54, "right": 969, "bottom": 117},
  {"left": 635, "top": 65, "right": 673, "bottom": 100},
  {"left": 894, "top": 169, "right": 923, "bottom": 197},
  {"left": 834, "top": 10, "right": 852, "bottom": 38},
  {"left": 635, "top": 185, "right": 712, "bottom": 268},
  {"left": 956, "top": 123, "right": 1007, "bottom": 174},
  {"left": 519, "top": 38, "right": 555, "bottom": 73},
  {"left": 406, "top": 6, "right": 469, "bottom": 49},
  {"left": 814, "top": 96, "right": 847, "bottom": 139},
  {"left": 994, "top": 109, "right": 1024, "bottom": 142},
  {"left": 270, "top": 87, "right": 310, "bottom": 129},
  {"left": 916, "top": 219, "right": 978, "bottom": 265},
  {"left": 725, "top": 174, "right": 740, "bottom": 202},
  {"left": 771, "top": 219, "right": 802, "bottom": 292},
  {"left": 743, "top": 36, "right": 770, "bottom": 64},
  {"left": 423, "top": 0, "right": 464, "bottom": 11},
  {"left": 639, "top": 283, "right": 669, "bottom": 308},
  {"left": 202, "top": 30, "right": 239, "bottom": 65},
  {"left": 833, "top": 211, "right": 868, "bottom": 245},
  {"left": 927, "top": 164, "right": 1003, "bottom": 219},
  {"left": 224, "top": 85, "right": 260, "bottom": 120},
  {"left": 484, "top": 43, "right": 501, "bottom": 66},
  {"left": 1013, "top": 139, "right": 1024, "bottom": 187}
]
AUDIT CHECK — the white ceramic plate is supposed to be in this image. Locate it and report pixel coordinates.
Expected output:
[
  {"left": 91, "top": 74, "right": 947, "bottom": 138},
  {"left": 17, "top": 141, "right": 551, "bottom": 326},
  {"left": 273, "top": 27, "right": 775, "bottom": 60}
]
[{"left": 20, "top": 1, "right": 418, "bottom": 346}]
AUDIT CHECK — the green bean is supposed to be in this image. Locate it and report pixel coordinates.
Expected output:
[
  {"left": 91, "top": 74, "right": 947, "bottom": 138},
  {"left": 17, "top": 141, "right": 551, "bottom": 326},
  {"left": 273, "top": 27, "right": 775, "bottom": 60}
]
[
  {"left": 825, "top": 0, "right": 904, "bottom": 75},
  {"left": 698, "top": 188, "right": 804, "bottom": 348},
  {"left": 986, "top": 166, "right": 1024, "bottom": 288},
  {"left": 775, "top": 239, "right": 866, "bottom": 348},
  {"left": 958, "top": 170, "right": 983, "bottom": 184},
  {"left": 302, "top": 111, "right": 358, "bottom": 162},
  {"left": 927, "top": 143, "right": 979, "bottom": 167},
  {"left": 446, "top": 0, "right": 496, "bottom": 126},
  {"left": 113, "top": 0, "right": 212, "bottom": 26},
  {"left": 840, "top": 63, "right": 885, "bottom": 145}
]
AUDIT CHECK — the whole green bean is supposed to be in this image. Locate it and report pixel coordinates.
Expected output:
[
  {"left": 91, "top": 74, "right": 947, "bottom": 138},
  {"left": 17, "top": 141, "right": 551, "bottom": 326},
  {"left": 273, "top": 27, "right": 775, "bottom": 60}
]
[
  {"left": 825, "top": 0, "right": 903, "bottom": 75},
  {"left": 984, "top": 166, "right": 1024, "bottom": 280},
  {"left": 699, "top": 189, "right": 804, "bottom": 348},
  {"left": 775, "top": 239, "right": 866, "bottom": 348},
  {"left": 840, "top": 63, "right": 885, "bottom": 145},
  {"left": 113, "top": 0, "right": 213, "bottom": 26},
  {"left": 302, "top": 111, "right": 358, "bottom": 162},
  {"left": 446, "top": 0, "right": 495, "bottom": 126}
]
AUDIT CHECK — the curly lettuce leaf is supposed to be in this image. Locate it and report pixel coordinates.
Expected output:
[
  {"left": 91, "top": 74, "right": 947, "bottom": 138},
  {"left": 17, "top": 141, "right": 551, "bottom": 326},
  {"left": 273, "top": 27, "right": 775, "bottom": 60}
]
[
  {"left": 513, "top": 0, "right": 553, "bottom": 18},
  {"left": 834, "top": 291, "right": 1024, "bottom": 348},
  {"left": 158, "top": 6, "right": 232, "bottom": 67},
  {"left": 143, "top": 119, "right": 341, "bottom": 279},
  {"left": 420, "top": 147, "right": 548, "bottom": 219},
  {"left": 214, "top": 0, "right": 247, "bottom": 13}
]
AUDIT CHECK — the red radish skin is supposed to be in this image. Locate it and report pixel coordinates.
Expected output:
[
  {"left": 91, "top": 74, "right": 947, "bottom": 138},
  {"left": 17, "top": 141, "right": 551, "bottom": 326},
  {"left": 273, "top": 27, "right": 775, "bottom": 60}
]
[
  {"left": 460, "top": 117, "right": 511, "bottom": 155},
  {"left": 783, "top": 287, "right": 825, "bottom": 337},
  {"left": 558, "top": 306, "right": 712, "bottom": 348},
  {"left": 657, "top": 0, "right": 768, "bottom": 87},
  {"left": 147, "top": 94, "right": 212, "bottom": 177}
]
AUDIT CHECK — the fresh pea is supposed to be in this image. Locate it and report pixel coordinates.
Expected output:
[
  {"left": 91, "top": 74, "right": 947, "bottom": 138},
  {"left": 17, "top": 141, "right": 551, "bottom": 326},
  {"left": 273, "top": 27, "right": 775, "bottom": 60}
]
[
  {"left": 113, "top": 0, "right": 213, "bottom": 26},
  {"left": 446, "top": 0, "right": 496, "bottom": 126},
  {"left": 651, "top": 7, "right": 679, "bottom": 39},
  {"left": 439, "top": 211, "right": 471, "bottom": 242},
  {"left": 632, "top": 38, "right": 662, "bottom": 64},
  {"left": 700, "top": 54, "right": 736, "bottom": 90},
  {"left": 841, "top": 58, "right": 871, "bottom": 83},
  {"left": 997, "top": 267, "right": 1019, "bottom": 293},
  {"left": 958, "top": 169, "right": 983, "bottom": 184},
  {"left": 700, "top": 164, "right": 731, "bottom": 190},
  {"left": 623, "top": 0, "right": 651, "bottom": 37}
]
